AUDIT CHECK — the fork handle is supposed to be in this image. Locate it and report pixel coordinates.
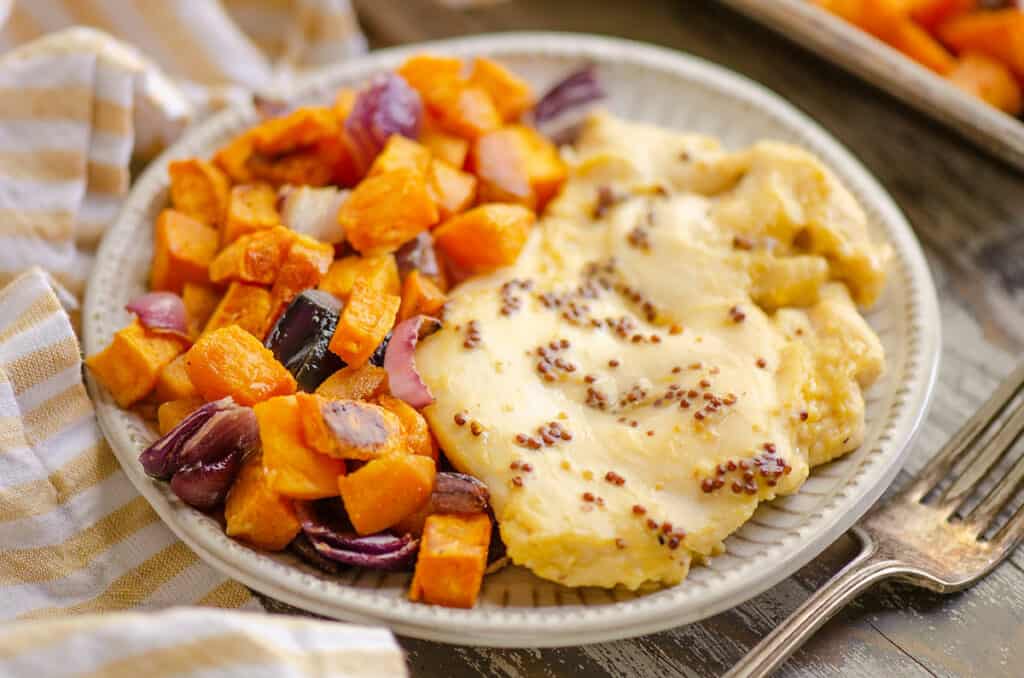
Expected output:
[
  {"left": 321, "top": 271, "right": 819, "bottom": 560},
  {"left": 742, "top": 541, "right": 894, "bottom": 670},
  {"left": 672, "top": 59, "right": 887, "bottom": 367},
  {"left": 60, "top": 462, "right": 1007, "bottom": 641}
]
[{"left": 724, "top": 527, "right": 904, "bottom": 678}]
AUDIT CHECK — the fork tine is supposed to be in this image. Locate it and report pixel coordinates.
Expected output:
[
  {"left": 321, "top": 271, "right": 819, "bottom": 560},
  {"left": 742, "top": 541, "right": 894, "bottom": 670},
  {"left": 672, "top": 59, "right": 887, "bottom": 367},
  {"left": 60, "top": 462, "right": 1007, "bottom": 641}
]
[
  {"left": 939, "top": 400, "right": 1024, "bottom": 509},
  {"left": 964, "top": 416, "right": 1024, "bottom": 530},
  {"left": 906, "top": 363, "right": 1024, "bottom": 501},
  {"left": 990, "top": 492, "right": 1024, "bottom": 554}
]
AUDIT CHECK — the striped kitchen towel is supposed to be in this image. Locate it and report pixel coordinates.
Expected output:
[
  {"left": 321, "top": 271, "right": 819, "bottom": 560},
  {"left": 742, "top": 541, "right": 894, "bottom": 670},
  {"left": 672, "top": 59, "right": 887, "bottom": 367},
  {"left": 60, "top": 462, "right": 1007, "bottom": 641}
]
[
  {"left": 0, "top": 608, "right": 405, "bottom": 677},
  {"left": 0, "top": 268, "right": 258, "bottom": 617}
]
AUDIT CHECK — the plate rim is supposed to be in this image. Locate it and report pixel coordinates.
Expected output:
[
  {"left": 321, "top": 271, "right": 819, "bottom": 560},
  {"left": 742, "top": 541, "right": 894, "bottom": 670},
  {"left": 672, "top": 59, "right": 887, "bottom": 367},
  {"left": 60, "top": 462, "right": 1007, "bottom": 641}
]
[{"left": 84, "top": 31, "right": 941, "bottom": 647}]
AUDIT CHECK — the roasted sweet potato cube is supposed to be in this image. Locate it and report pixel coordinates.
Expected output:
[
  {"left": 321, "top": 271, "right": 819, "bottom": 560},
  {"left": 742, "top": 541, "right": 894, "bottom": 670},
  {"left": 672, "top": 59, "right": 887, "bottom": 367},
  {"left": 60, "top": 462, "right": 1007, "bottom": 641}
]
[
  {"left": 430, "top": 85, "right": 503, "bottom": 140},
  {"left": 213, "top": 131, "right": 256, "bottom": 183},
  {"left": 397, "top": 54, "right": 465, "bottom": 106},
  {"left": 255, "top": 395, "right": 347, "bottom": 500},
  {"left": 397, "top": 270, "right": 447, "bottom": 323},
  {"left": 315, "top": 363, "right": 389, "bottom": 401},
  {"left": 247, "top": 149, "right": 335, "bottom": 188},
  {"left": 225, "top": 454, "right": 302, "bottom": 551},
  {"left": 328, "top": 280, "right": 400, "bottom": 367},
  {"left": 911, "top": 0, "right": 975, "bottom": 31},
  {"left": 202, "top": 282, "right": 273, "bottom": 338},
  {"left": 338, "top": 454, "right": 436, "bottom": 535},
  {"left": 251, "top": 106, "right": 340, "bottom": 156},
  {"left": 948, "top": 51, "right": 1023, "bottom": 115},
  {"left": 938, "top": 9, "right": 1024, "bottom": 78},
  {"left": 468, "top": 57, "right": 534, "bottom": 122},
  {"left": 315, "top": 134, "right": 361, "bottom": 187},
  {"left": 268, "top": 234, "right": 335, "bottom": 325},
  {"left": 151, "top": 210, "right": 220, "bottom": 293},
  {"left": 185, "top": 325, "right": 296, "bottom": 405},
  {"left": 222, "top": 183, "right": 280, "bottom": 245},
  {"left": 209, "top": 225, "right": 296, "bottom": 286},
  {"left": 168, "top": 158, "right": 230, "bottom": 227},
  {"left": 86, "top": 320, "right": 189, "bottom": 407},
  {"left": 470, "top": 125, "right": 566, "bottom": 210},
  {"left": 433, "top": 204, "right": 535, "bottom": 274},
  {"left": 427, "top": 159, "right": 477, "bottom": 220},
  {"left": 888, "top": 20, "right": 956, "bottom": 74},
  {"left": 368, "top": 135, "right": 432, "bottom": 178},
  {"left": 421, "top": 127, "right": 470, "bottom": 168},
  {"left": 297, "top": 393, "right": 404, "bottom": 460},
  {"left": 378, "top": 394, "right": 438, "bottom": 461},
  {"left": 409, "top": 513, "right": 491, "bottom": 608},
  {"left": 339, "top": 169, "right": 440, "bottom": 254},
  {"left": 157, "top": 396, "right": 204, "bottom": 435},
  {"left": 154, "top": 353, "right": 198, "bottom": 403},
  {"left": 333, "top": 88, "right": 357, "bottom": 120},
  {"left": 319, "top": 254, "right": 400, "bottom": 301},
  {"left": 182, "top": 283, "right": 221, "bottom": 339}
]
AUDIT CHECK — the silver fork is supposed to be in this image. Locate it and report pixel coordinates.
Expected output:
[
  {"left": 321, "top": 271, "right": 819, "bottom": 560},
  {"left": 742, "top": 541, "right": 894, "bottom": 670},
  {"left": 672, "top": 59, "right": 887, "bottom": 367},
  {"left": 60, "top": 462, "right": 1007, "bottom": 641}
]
[{"left": 726, "top": 363, "right": 1024, "bottom": 677}]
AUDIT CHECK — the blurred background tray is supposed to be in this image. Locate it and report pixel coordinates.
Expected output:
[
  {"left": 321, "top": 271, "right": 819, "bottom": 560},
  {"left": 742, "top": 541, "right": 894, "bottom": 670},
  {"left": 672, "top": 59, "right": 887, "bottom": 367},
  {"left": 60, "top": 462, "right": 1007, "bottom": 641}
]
[{"left": 720, "top": 0, "right": 1024, "bottom": 172}]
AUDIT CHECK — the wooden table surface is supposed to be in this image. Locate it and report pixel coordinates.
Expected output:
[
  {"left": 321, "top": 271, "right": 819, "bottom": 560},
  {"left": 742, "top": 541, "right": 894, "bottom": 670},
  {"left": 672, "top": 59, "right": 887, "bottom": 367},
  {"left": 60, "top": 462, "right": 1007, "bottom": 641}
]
[{"left": 278, "top": 1, "right": 1024, "bottom": 675}]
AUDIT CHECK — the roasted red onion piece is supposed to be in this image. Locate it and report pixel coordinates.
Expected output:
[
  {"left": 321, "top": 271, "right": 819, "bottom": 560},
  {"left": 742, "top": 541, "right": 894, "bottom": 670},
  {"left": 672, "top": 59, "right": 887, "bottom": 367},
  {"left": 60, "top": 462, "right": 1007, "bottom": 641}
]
[
  {"left": 345, "top": 73, "right": 422, "bottom": 172},
  {"left": 126, "top": 292, "right": 188, "bottom": 335},
  {"left": 530, "top": 65, "right": 605, "bottom": 143},
  {"left": 383, "top": 315, "right": 441, "bottom": 409},
  {"left": 312, "top": 535, "right": 420, "bottom": 571},
  {"left": 138, "top": 398, "right": 258, "bottom": 511},
  {"left": 432, "top": 472, "right": 490, "bottom": 514},
  {"left": 170, "top": 450, "right": 245, "bottom": 510},
  {"left": 394, "top": 232, "right": 442, "bottom": 280},
  {"left": 279, "top": 185, "right": 348, "bottom": 244},
  {"left": 139, "top": 398, "right": 236, "bottom": 479}
]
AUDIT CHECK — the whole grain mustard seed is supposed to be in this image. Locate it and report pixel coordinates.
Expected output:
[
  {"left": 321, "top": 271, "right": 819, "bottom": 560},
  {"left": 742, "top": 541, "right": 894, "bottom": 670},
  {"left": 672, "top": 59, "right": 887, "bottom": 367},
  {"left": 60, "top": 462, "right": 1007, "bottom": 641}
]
[
  {"left": 756, "top": 357, "right": 767, "bottom": 368},
  {"left": 669, "top": 324, "right": 683, "bottom": 335},
  {"left": 511, "top": 476, "right": 523, "bottom": 487},
  {"left": 454, "top": 412, "right": 467, "bottom": 426},
  {"left": 609, "top": 359, "right": 620, "bottom": 368},
  {"left": 616, "top": 538, "right": 627, "bottom": 550},
  {"left": 583, "top": 492, "right": 595, "bottom": 502},
  {"left": 646, "top": 518, "right": 658, "bottom": 530},
  {"left": 672, "top": 366, "right": 682, "bottom": 374},
  {"left": 632, "top": 504, "right": 647, "bottom": 515},
  {"left": 470, "top": 421, "right": 483, "bottom": 436}
]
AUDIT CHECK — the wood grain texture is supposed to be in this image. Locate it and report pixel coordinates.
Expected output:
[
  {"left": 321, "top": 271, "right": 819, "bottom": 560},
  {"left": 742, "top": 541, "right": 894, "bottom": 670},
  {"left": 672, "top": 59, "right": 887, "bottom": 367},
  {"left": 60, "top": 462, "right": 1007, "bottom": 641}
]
[{"left": 263, "top": 1, "right": 1024, "bottom": 675}]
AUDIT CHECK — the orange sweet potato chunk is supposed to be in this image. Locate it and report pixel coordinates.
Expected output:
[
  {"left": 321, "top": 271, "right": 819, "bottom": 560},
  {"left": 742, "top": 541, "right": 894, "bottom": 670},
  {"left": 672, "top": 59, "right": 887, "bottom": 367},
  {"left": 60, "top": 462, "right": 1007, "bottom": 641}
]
[
  {"left": 247, "top": 149, "right": 336, "bottom": 188},
  {"left": 427, "top": 159, "right": 477, "bottom": 220},
  {"left": 315, "top": 363, "right": 389, "bottom": 401},
  {"left": 408, "top": 513, "right": 491, "bottom": 608},
  {"left": 154, "top": 353, "right": 198, "bottom": 403},
  {"left": 157, "top": 397, "right": 203, "bottom": 435},
  {"left": 430, "top": 85, "right": 503, "bottom": 140},
  {"left": 168, "top": 158, "right": 230, "bottom": 227},
  {"left": 225, "top": 454, "right": 302, "bottom": 551},
  {"left": 151, "top": 210, "right": 220, "bottom": 294},
  {"left": 333, "top": 88, "right": 357, "bottom": 120},
  {"left": 433, "top": 204, "right": 535, "bottom": 274},
  {"left": 911, "top": 0, "right": 975, "bottom": 31},
  {"left": 329, "top": 280, "right": 401, "bottom": 367},
  {"left": 888, "top": 20, "right": 956, "bottom": 74},
  {"left": 202, "top": 282, "right": 273, "bottom": 339},
  {"left": 185, "top": 325, "right": 296, "bottom": 405},
  {"left": 268, "top": 234, "right": 335, "bottom": 325},
  {"left": 255, "top": 395, "right": 347, "bottom": 500},
  {"left": 338, "top": 454, "right": 436, "bottom": 535},
  {"left": 213, "top": 131, "right": 256, "bottom": 183},
  {"left": 339, "top": 169, "right": 440, "bottom": 254},
  {"left": 397, "top": 54, "right": 465, "bottom": 106},
  {"left": 250, "top": 106, "right": 341, "bottom": 156},
  {"left": 938, "top": 10, "right": 1024, "bottom": 78},
  {"left": 377, "top": 394, "right": 438, "bottom": 461},
  {"left": 297, "top": 393, "right": 404, "bottom": 460},
  {"left": 319, "top": 254, "right": 400, "bottom": 302},
  {"left": 182, "top": 283, "right": 221, "bottom": 339},
  {"left": 367, "top": 135, "right": 432, "bottom": 178},
  {"left": 222, "top": 183, "right": 280, "bottom": 246},
  {"left": 948, "top": 51, "right": 1023, "bottom": 115},
  {"left": 468, "top": 57, "right": 534, "bottom": 122},
  {"left": 421, "top": 127, "right": 470, "bottom": 168},
  {"left": 86, "top": 320, "right": 189, "bottom": 408},
  {"left": 397, "top": 270, "right": 447, "bottom": 323},
  {"left": 209, "top": 225, "right": 296, "bottom": 286}
]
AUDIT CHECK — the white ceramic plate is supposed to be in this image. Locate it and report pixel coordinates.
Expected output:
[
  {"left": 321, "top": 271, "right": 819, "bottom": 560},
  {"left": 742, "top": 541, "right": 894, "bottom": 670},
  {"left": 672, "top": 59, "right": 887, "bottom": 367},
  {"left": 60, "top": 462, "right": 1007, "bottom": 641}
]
[{"left": 84, "top": 33, "right": 940, "bottom": 647}]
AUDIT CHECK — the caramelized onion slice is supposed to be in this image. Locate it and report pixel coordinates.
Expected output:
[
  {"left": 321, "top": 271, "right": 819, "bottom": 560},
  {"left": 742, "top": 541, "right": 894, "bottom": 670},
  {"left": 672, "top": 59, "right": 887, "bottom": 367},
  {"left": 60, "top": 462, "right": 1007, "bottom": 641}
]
[
  {"left": 383, "top": 315, "right": 440, "bottom": 409},
  {"left": 126, "top": 292, "right": 188, "bottom": 336}
]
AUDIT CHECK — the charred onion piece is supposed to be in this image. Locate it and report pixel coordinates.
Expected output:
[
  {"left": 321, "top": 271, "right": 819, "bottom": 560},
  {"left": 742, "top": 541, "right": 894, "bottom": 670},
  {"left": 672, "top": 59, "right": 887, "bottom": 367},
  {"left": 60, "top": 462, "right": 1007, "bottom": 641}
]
[
  {"left": 531, "top": 64, "right": 605, "bottom": 144},
  {"left": 383, "top": 315, "right": 441, "bottom": 409},
  {"left": 126, "top": 292, "right": 189, "bottom": 337}
]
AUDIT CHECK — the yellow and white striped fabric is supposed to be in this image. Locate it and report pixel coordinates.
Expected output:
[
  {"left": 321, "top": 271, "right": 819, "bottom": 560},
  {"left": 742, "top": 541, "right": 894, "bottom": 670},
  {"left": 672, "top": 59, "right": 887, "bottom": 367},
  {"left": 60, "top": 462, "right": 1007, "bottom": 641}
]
[
  {"left": 0, "top": 3, "right": 407, "bottom": 672},
  {"left": 0, "top": 268, "right": 258, "bottom": 618},
  {"left": 0, "top": 608, "right": 406, "bottom": 677}
]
